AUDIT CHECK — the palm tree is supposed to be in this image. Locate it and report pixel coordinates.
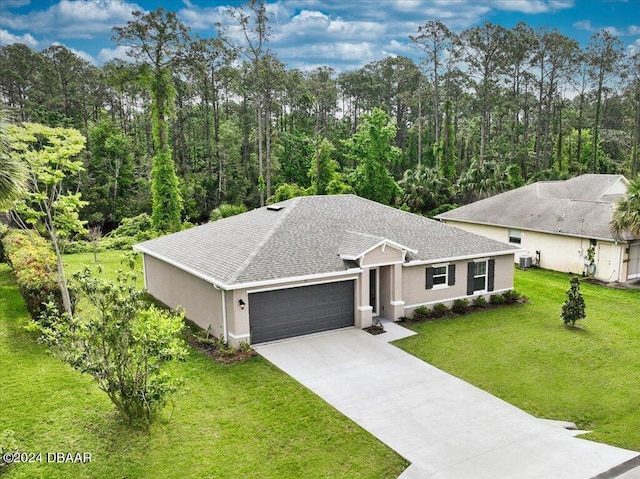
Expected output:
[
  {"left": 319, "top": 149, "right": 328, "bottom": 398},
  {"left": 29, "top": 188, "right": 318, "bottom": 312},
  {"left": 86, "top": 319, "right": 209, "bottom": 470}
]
[
  {"left": 456, "top": 159, "right": 510, "bottom": 203},
  {"left": 0, "top": 108, "right": 26, "bottom": 209},
  {"left": 611, "top": 175, "right": 640, "bottom": 237},
  {"left": 399, "top": 166, "right": 452, "bottom": 215}
]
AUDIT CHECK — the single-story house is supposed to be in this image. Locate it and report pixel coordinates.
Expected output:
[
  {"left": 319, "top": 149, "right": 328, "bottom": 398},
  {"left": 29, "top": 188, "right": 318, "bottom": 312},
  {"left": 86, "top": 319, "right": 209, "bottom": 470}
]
[
  {"left": 437, "top": 174, "right": 640, "bottom": 283},
  {"left": 134, "top": 195, "right": 519, "bottom": 345}
]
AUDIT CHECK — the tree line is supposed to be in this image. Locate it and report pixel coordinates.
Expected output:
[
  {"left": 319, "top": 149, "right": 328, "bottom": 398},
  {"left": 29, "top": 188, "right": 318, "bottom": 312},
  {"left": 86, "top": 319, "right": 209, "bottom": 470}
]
[{"left": 1, "top": 1, "right": 639, "bottom": 232}]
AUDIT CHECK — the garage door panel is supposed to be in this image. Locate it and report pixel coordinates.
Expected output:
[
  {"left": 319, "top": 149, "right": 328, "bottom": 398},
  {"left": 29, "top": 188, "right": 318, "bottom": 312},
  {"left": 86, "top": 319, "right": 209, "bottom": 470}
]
[{"left": 249, "top": 280, "right": 354, "bottom": 343}]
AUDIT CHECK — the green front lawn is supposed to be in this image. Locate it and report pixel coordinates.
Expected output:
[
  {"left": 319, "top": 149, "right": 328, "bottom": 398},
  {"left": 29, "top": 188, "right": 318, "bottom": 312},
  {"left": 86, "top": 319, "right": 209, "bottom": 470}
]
[
  {"left": 396, "top": 268, "right": 640, "bottom": 451},
  {"left": 0, "top": 253, "right": 407, "bottom": 479}
]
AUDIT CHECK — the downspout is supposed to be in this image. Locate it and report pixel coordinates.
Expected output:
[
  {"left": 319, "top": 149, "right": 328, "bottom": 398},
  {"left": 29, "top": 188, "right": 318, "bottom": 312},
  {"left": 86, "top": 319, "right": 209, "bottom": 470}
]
[{"left": 213, "top": 284, "right": 228, "bottom": 344}]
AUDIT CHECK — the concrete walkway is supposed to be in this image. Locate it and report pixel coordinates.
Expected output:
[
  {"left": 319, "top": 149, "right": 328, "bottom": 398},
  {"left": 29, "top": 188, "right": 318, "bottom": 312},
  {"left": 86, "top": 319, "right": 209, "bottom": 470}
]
[{"left": 255, "top": 328, "right": 639, "bottom": 479}]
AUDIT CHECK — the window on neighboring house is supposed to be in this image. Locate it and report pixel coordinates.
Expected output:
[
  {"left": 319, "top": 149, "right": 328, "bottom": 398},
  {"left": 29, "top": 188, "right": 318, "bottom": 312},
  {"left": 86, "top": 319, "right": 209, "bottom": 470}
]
[
  {"left": 508, "top": 229, "right": 522, "bottom": 244},
  {"left": 467, "top": 259, "right": 495, "bottom": 295},
  {"left": 426, "top": 264, "right": 456, "bottom": 289}
]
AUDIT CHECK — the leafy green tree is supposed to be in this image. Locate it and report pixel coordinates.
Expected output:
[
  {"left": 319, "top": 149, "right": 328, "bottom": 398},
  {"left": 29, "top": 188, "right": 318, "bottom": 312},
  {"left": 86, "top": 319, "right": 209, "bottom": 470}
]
[
  {"left": 309, "top": 138, "right": 339, "bottom": 195},
  {"left": 439, "top": 99, "right": 457, "bottom": 180},
  {"left": 561, "top": 276, "right": 586, "bottom": 327},
  {"left": 39, "top": 266, "right": 187, "bottom": 426},
  {"left": 85, "top": 118, "right": 135, "bottom": 226},
  {"left": 113, "top": 7, "right": 189, "bottom": 232},
  {"left": 345, "top": 108, "right": 401, "bottom": 205},
  {"left": 611, "top": 175, "right": 640, "bottom": 237},
  {"left": 0, "top": 108, "right": 26, "bottom": 209},
  {"left": 587, "top": 31, "right": 624, "bottom": 173},
  {"left": 411, "top": 20, "right": 456, "bottom": 166},
  {"left": 9, "top": 122, "right": 87, "bottom": 317},
  {"left": 266, "top": 183, "right": 312, "bottom": 204}
]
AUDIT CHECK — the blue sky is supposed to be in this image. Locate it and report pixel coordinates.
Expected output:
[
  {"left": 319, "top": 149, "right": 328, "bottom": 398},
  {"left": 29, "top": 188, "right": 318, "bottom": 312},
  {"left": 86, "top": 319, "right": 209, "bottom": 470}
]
[{"left": 1, "top": 0, "right": 639, "bottom": 71}]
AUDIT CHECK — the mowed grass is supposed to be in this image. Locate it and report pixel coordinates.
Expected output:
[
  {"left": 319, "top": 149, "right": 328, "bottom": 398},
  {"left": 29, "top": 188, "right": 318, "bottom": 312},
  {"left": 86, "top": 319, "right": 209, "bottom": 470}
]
[
  {"left": 0, "top": 253, "right": 408, "bottom": 479},
  {"left": 396, "top": 268, "right": 640, "bottom": 451}
]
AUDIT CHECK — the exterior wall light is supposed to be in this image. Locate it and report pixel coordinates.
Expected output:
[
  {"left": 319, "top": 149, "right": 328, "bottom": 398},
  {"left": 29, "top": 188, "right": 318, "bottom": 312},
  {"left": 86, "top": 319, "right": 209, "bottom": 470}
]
[{"left": 238, "top": 299, "right": 246, "bottom": 309}]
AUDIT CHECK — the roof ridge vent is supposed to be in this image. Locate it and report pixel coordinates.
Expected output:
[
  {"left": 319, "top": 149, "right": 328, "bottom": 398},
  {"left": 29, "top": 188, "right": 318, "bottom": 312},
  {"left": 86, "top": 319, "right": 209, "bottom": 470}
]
[{"left": 267, "top": 205, "right": 285, "bottom": 211}]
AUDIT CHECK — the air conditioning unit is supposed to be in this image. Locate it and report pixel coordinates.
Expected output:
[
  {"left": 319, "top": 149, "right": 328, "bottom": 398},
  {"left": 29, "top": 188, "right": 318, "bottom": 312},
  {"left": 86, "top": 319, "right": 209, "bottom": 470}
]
[{"left": 519, "top": 255, "right": 533, "bottom": 269}]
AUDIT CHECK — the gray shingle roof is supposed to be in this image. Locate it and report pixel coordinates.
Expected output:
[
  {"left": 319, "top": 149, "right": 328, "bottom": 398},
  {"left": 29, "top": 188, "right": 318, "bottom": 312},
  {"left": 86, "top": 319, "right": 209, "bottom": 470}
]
[
  {"left": 437, "top": 174, "right": 634, "bottom": 241},
  {"left": 136, "top": 195, "right": 518, "bottom": 287}
]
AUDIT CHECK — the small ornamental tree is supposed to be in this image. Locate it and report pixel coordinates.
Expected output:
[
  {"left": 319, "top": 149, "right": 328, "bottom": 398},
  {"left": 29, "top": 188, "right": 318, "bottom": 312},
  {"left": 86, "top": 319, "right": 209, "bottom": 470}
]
[
  {"left": 561, "top": 277, "right": 586, "bottom": 327},
  {"left": 39, "top": 264, "right": 187, "bottom": 426}
]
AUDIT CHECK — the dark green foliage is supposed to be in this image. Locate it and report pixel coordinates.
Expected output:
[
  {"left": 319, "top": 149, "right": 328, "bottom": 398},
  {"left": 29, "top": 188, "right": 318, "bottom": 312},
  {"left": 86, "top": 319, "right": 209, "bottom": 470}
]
[
  {"left": 502, "top": 289, "right": 523, "bottom": 305},
  {"left": 561, "top": 276, "right": 586, "bottom": 326},
  {"left": 412, "top": 305, "right": 431, "bottom": 321},
  {"left": 345, "top": 108, "right": 401, "bottom": 206},
  {"left": 1, "top": 229, "right": 69, "bottom": 321},
  {"left": 490, "top": 293, "right": 506, "bottom": 305},
  {"left": 399, "top": 166, "right": 453, "bottom": 215},
  {"left": 431, "top": 302, "right": 450, "bottom": 318},
  {"left": 151, "top": 149, "right": 183, "bottom": 233},
  {"left": 84, "top": 118, "right": 136, "bottom": 228},
  {"left": 473, "top": 295, "right": 488, "bottom": 308},
  {"left": 452, "top": 298, "right": 470, "bottom": 314}
]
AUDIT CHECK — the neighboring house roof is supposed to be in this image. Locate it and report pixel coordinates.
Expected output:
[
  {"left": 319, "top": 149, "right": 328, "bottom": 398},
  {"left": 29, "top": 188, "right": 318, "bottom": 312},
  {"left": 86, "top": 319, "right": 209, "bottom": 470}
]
[
  {"left": 437, "top": 174, "right": 634, "bottom": 242},
  {"left": 135, "top": 195, "right": 518, "bottom": 288}
]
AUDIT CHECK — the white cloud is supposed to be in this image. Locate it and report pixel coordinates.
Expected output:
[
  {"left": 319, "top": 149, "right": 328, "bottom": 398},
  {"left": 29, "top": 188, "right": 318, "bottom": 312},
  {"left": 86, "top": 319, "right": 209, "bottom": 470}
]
[
  {"left": 574, "top": 19, "right": 639, "bottom": 36},
  {"left": 178, "top": 3, "right": 227, "bottom": 30},
  {"left": 0, "top": 28, "right": 38, "bottom": 47},
  {"left": 97, "top": 44, "right": 133, "bottom": 63},
  {"left": 489, "top": 0, "right": 574, "bottom": 13},
  {"left": 3, "top": 0, "right": 31, "bottom": 7},
  {"left": 50, "top": 41, "right": 96, "bottom": 64},
  {"left": 3, "top": 0, "right": 142, "bottom": 39}
]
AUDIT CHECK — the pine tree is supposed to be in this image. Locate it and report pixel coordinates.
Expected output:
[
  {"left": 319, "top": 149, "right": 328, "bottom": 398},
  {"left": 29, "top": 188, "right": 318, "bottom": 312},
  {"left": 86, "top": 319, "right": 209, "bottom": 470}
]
[{"left": 561, "top": 277, "right": 586, "bottom": 327}]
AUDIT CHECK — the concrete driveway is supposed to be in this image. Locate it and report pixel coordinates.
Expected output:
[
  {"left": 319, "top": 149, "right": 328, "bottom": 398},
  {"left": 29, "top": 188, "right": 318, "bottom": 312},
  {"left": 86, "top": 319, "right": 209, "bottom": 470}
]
[{"left": 255, "top": 328, "right": 639, "bottom": 479}]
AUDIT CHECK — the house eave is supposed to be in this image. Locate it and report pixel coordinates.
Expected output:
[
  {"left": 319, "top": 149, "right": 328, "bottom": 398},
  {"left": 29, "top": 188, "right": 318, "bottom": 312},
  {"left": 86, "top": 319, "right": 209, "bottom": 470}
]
[
  {"left": 404, "top": 249, "right": 522, "bottom": 267},
  {"left": 134, "top": 244, "right": 364, "bottom": 291},
  {"left": 438, "top": 218, "right": 625, "bottom": 243},
  {"left": 339, "top": 237, "right": 418, "bottom": 261}
]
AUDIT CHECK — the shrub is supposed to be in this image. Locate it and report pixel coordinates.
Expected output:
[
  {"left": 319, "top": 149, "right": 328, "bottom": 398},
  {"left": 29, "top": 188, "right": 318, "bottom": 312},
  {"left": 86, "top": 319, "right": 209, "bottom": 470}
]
[
  {"left": 473, "top": 296, "right": 487, "bottom": 308},
  {"left": 1, "top": 229, "right": 68, "bottom": 321},
  {"left": 502, "top": 289, "right": 522, "bottom": 305},
  {"left": 490, "top": 293, "right": 506, "bottom": 305},
  {"left": 39, "top": 268, "right": 187, "bottom": 426},
  {"left": 412, "top": 305, "right": 431, "bottom": 321},
  {"left": 431, "top": 303, "right": 450, "bottom": 318},
  {"left": 107, "top": 213, "right": 154, "bottom": 238},
  {"left": 210, "top": 203, "right": 247, "bottom": 221},
  {"left": 0, "top": 223, "right": 8, "bottom": 263},
  {"left": 452, "top": 298, "right": 470, "bottom": 314},
  {"left": 561, "top": 277, "right": 586, "bottom": 327}
]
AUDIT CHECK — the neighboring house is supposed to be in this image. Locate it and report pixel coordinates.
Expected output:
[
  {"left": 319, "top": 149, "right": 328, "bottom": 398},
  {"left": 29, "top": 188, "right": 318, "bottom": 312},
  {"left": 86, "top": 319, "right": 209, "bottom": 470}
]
[
  {"left": 437, "top": 174, "right": 640, "bottom": 283},
  {"left": 135, "top": 195, "right": 518, "bottom": 346}
]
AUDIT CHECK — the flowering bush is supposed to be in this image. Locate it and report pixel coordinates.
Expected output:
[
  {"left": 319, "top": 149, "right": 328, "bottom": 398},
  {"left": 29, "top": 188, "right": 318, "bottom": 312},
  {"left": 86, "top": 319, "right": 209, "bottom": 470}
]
[{"left": 1, "top": 229, "right": 68, "bottom": 320}]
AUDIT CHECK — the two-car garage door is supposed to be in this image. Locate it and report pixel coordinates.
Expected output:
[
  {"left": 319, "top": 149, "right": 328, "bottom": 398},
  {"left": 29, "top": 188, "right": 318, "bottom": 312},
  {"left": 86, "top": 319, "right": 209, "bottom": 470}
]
[{"left": 249, "top": 280, "right": 354, "bottom": 344}]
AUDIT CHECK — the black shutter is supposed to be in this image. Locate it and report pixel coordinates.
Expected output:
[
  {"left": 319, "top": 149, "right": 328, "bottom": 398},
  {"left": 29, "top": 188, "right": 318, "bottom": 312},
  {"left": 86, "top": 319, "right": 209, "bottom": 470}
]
[
  {"left": 488, "top": 259, "right": 495, "bottom": 292},
  {"left": 467, "top": 262, "right": 474, "bottom": 295},
  {"left": 448, "top": 264, "right": 456, "bottom": 286},
  {"left": 426, "top": 267, "right": 434, "bottom": 289}
]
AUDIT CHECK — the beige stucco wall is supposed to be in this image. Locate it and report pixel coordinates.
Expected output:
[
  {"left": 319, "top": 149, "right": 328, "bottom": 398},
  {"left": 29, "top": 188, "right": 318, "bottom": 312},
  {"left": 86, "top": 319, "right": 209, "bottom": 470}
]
[
  {"left": 143, "top": 254, "right": 225, "bottom": 338},
  {"left": 441, "top": 220, "right": 626, "bottom": 282},
  {"left": 361, "top": 244, "right": 403, "bottom": 267},
  {"left": 401, "top": 254, "right": 514, "bottom": 316}
]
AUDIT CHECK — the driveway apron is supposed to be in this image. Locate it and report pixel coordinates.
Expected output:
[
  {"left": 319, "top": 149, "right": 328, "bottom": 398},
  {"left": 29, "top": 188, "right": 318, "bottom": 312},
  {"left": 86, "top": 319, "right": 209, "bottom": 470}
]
[{"left": 255, "top": 328, "right": 639, "bottom": 479}]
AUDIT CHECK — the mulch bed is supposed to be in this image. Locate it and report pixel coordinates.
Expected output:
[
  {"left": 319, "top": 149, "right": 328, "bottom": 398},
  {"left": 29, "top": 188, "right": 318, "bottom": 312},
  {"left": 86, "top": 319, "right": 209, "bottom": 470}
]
[{"left": 186, "top": 335, "right": 257, "bottom": 364}]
